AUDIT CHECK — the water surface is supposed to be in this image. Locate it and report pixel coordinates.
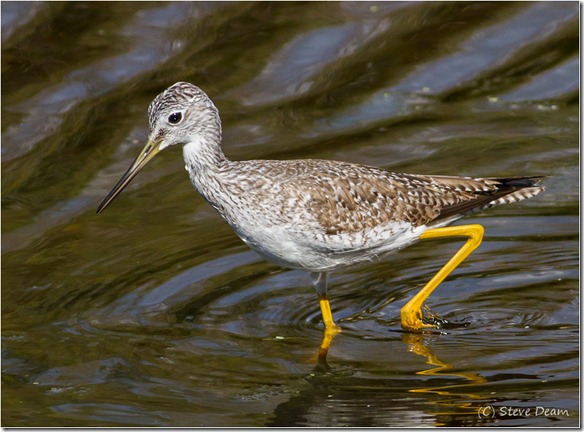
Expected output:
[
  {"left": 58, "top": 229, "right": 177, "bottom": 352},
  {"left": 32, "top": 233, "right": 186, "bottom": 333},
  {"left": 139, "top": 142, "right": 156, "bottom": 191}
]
[{"left": 2, "top": 1, "right": 579, "bottom": 427}]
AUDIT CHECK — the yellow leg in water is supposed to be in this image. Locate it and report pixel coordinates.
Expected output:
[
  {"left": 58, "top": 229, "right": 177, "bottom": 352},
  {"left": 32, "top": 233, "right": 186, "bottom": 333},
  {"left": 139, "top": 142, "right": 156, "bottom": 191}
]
[
  {"left": 400, "top": 224, "right": 484, "bottom": 332},
  {"left": 317, "top": 297, "right": 342, "bottom": 360}
]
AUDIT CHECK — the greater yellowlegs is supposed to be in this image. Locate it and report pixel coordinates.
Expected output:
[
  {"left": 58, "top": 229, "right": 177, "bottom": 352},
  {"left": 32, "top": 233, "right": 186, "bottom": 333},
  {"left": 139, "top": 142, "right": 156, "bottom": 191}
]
[{"left": 97, "top": 82, "right": 543, "bottom": 341}]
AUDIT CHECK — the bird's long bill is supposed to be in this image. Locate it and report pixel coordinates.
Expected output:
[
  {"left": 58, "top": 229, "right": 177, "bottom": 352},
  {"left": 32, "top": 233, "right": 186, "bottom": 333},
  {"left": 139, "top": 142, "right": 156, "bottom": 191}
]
[{"left": 96, "top": 140, "right": 161, "bottom": 214}]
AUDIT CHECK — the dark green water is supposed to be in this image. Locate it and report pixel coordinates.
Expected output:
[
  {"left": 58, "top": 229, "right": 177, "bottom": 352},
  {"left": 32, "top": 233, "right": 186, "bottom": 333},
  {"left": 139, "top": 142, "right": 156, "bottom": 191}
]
[{"left": 2, "top": 1, "right": 579, "bottom": 427}]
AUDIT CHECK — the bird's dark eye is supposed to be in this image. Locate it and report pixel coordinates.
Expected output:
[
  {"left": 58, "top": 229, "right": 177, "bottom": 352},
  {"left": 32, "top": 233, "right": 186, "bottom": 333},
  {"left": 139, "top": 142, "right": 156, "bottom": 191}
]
[{"left": 168, "top": 112, "right": 182, "bottom": 124}]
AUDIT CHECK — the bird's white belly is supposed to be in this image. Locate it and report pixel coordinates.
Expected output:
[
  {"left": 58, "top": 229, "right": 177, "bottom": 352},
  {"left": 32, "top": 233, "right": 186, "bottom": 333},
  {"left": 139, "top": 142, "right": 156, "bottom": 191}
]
[{"left": 228, "top": 217, "right": 427, "bottom": 273}]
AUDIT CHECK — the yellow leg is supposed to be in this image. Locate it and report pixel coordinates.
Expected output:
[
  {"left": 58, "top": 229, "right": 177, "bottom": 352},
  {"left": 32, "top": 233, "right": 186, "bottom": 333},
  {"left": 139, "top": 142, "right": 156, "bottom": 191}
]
[
  {"left": 319, "top": 297, "right": 341, "bottom": 330},
  {"left": 309, "top": 273, "right": 342, "bottom": 363},
  {"left": 400, "top": 224, "right": 484, "bottom": 332},
  {"left": 317, "top": 297, "right": 342, "bottom": 361}
]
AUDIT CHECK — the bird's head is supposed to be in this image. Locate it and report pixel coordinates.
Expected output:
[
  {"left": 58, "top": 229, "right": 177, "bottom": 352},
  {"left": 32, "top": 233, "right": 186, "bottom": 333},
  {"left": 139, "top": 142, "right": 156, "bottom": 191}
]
[{"left": 97, "top": 82, "right": 220, "bottom": 213}]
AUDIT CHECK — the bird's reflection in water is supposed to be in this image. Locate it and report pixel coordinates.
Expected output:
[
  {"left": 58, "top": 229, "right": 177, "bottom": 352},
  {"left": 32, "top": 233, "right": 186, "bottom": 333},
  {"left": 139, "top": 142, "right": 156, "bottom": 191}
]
[
  {"left": 402, "top": 332, "right": 486, "bottom": 387},
  {"left": 268, "top": 325, "right": 492, "bottom": 427},
  {"left": 304, "top": 321, "right": 488, "bottom": 420}
]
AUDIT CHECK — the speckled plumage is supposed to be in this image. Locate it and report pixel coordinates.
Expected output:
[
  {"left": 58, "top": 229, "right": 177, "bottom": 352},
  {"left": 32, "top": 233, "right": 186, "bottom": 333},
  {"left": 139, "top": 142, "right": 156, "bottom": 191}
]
[
  {"left": 146, "top": 82, "right": 542, "bottom": 273},
  {"left": 98, "top": 82, "right": 544, "bottom": 323}
]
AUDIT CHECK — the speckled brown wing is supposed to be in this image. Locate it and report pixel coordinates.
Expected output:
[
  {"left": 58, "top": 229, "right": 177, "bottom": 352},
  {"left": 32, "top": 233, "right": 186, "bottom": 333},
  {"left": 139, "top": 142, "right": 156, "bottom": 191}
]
[
  {"left": 274, "top": 161, "right": 460, "bottom": 234},
  {"left": 276, "top": 160, "right": 543, "bottom": 235}
]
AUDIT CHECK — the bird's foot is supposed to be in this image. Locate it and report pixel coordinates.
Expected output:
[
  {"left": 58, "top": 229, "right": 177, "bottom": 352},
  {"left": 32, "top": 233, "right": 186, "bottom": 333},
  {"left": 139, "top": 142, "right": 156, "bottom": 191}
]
[
  {"left": 401, "top": 304, "right": 468, "bottom": 332},
  {"left": 401, "top": 306, "right": 438, "bottom": 332}
]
